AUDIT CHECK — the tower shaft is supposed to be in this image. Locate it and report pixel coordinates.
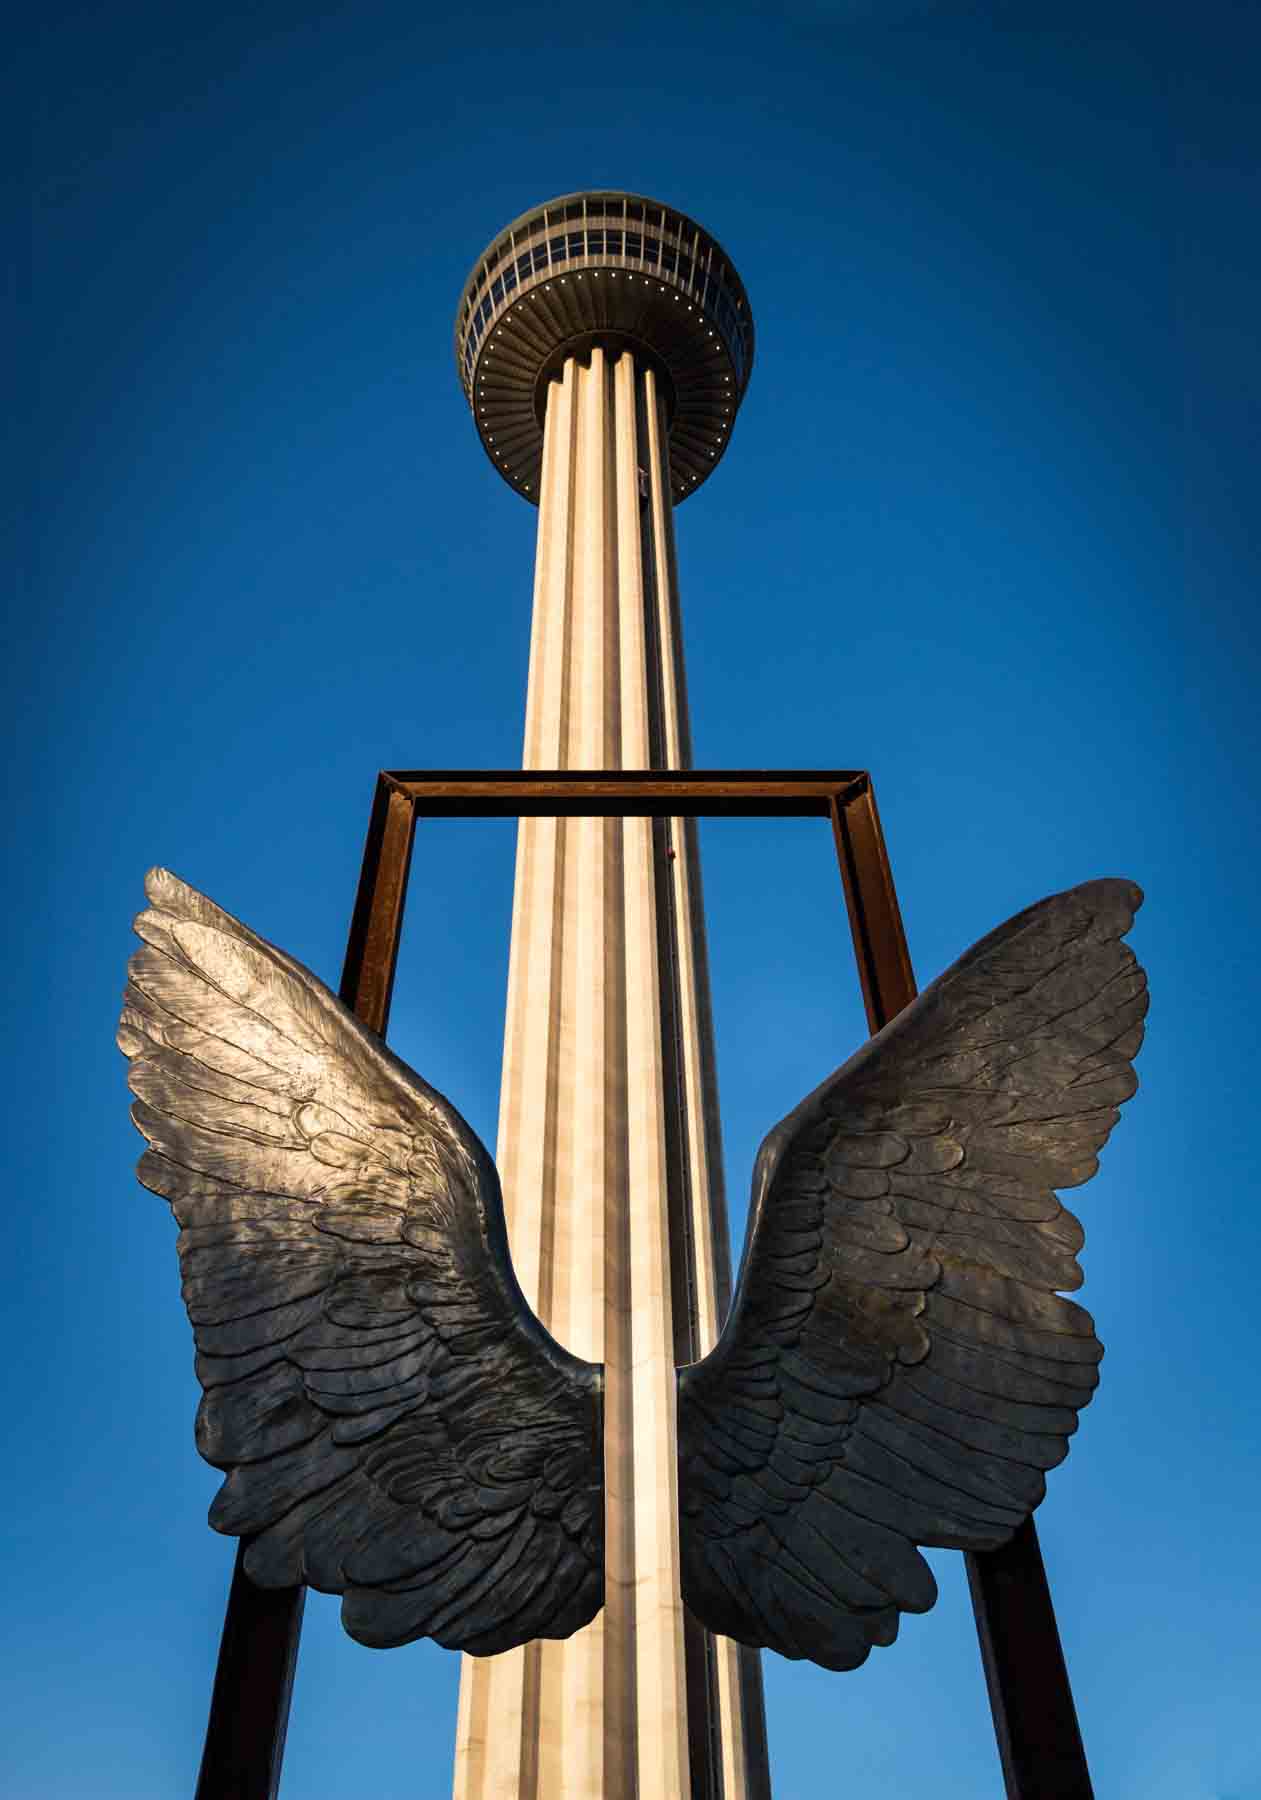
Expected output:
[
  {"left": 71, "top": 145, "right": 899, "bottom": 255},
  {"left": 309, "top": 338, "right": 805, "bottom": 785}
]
[{"left": 452, "top": 348, "right": 768, "bottom": 1798}]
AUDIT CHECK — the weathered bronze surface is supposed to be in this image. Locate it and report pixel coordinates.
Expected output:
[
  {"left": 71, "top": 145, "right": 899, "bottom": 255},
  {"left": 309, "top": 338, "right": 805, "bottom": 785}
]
[
  {"left": 119, "top": 868, "right": 602, "bottom": 1656},
  {"left": 120, "top": 868, "right": 1144, "bottom": 1669},
  {"left": 828, "top": 774, "right": 1097, "bottom": 1794},
  {"left": 678, "top": 877, "right": 1145, "bottom": 1669}
]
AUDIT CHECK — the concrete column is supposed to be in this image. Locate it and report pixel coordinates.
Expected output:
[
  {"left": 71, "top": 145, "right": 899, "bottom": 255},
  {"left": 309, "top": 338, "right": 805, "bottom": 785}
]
[{"left": 452, "top": 350, "right": 769, "bottom": 1800}]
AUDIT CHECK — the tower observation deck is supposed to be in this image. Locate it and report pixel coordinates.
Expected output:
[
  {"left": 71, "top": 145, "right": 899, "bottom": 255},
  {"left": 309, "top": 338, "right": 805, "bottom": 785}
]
[
  {"left": 452, "top": 194, "right": 768, "bottom": 1800},
  {"left": 455, "top": 191, "right": 754, "bottom": 503}
]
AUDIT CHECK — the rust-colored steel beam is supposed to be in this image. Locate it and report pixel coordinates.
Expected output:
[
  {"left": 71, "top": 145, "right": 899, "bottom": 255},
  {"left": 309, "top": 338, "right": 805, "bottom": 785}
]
[
  {"left": 194, "top": 1554, "right": 304, "bottom": 1800},
  {"left": 829, "top": 777, "right": 1093, "bottom": 1800},
  {"left": 387, "top": 768, "right": 865, "bottom": 817},
  {"left": 194, "top": 776, "right": 418, "bottom": 1799},
  {"left": 339, "top": 774, "right": 419, "bottom": 1031},
  {"left": 966, "top": 1520, "right": 1094, "bottom": 1798},
  {"left": 829, "top": 776, "right": 916, "bottom": 1034}
]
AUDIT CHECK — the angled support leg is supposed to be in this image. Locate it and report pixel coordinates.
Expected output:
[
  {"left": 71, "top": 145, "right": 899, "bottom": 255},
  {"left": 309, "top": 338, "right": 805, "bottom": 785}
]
[
  {"left": 829, "top": 776, "right": 1094, "bottom": 1800},
  {"left": 195, "top": 775, "right": 417, "bottom": 1798}
]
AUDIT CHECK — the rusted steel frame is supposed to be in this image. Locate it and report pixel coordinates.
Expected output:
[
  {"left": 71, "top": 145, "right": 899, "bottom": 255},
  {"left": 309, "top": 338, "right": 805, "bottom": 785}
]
[
  {"left": 196, "top": 766, "right": 1088, "bottom": 1795},
  {"left": 195, "top": 774, "right": 418, "bottom": 1800},
  {"left": 386, "top": 768, "right": 864, "bottom": 817},
  {"left": 966, "top": 1520, "right": 1093, "bottom": 1797},
  {"left": 828, "top": 775, "right": 916, "bottom": 1034},
  {"left": 339, "top": 773, "right": 419, "bottom": 1031},
  {"left": 194, "top": 1557, "right": 305, "bottom": 1800},
  {"left": 828, "top": 778, "right": 1093, "bottom": 1800}
]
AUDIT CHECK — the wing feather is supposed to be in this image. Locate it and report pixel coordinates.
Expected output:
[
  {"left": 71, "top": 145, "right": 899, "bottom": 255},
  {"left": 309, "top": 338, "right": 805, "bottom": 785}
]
[
  {"left": 679, "top": 878, "right": 1144, "bottom": 1670},
  {"left": 120, "top": 868, "right": 602, "bottom": 1654}
]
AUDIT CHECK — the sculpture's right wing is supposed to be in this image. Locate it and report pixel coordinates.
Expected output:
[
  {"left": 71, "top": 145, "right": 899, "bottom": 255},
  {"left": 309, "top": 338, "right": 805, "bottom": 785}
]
[
  {"left": 118, "top": 868, "right": 602, "bottom": 1654},
  {"left": 678, "top": 879, "right": 1145, "bottom": 1671}
]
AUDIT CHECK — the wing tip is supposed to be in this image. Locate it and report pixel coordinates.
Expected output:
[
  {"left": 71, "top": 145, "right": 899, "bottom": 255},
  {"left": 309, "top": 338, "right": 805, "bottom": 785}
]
[
  {"left": 1076, "top": 875, "right": 1143, "bottom": 923},
  {"left": 136, "top": 866, "right": 259, "bottom": 952},
  {"left": 142, "top": 864, "right": 234, "bottom": 915},
  {"left": 133, "top": 867, "right": 196, "bottom": 940},
  {"left": 143, "top": 865, "right": 184, "bottom": 907}
]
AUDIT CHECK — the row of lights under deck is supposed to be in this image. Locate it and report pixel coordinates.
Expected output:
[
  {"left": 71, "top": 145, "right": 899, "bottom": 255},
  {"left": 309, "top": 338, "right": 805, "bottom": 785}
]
[{"left": 474, "top": 272, "right": 734, "bottom": 496}]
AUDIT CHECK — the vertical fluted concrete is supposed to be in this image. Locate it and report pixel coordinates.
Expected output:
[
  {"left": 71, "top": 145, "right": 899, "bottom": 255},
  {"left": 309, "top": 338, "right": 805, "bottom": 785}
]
[{"left": 452, "top": 349, "right": 770, "bottom": 1800}]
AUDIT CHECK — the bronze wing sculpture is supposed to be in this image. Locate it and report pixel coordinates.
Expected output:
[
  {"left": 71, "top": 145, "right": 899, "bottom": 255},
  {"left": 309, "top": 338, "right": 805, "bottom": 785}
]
[
  {"left": 118, "top": 869, "right": 602, "bottom": 1654},
  {"left": 120, "top": 869, "right": 1144, "bottom": 1670},
  {"left": 677, "top": 876, "right": 1145, "bottom": 1669}
]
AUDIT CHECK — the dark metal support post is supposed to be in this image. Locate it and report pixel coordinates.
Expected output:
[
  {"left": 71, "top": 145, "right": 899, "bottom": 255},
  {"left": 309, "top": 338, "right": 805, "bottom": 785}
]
[
  {"left": 337, "top": 774, "right": 417, "bottom": 1028},
  {"left": 195, "top": 776, "right": 417, "bottom": 1799},
  {"left": 966, "top": 1520, "right": 1093, "bottom": 1798},
  {"left": 195, "top": 1555, "right": 305, "bottom": 1800},
  {"left": 829, "top": 776, "right": 1094, "bottom": 1800}
]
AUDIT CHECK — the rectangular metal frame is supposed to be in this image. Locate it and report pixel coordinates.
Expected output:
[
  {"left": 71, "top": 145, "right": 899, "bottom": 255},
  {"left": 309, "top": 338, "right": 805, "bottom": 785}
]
[{"left": 198, "top": 768, "right": 1091, "bottom": 1800}]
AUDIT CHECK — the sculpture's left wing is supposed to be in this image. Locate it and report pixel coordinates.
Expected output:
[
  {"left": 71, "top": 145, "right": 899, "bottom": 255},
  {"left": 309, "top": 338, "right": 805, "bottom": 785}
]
[
  {"left": 119, "top": 868, "right": 602, "bottom": 1654},
  {"left": 678, "top": 878, "right": 1145, "bottom": 1671}
]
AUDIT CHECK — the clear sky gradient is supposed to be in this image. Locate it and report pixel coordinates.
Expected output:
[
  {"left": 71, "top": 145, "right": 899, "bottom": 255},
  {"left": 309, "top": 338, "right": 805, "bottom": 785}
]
[{"left": 12, "top": 2, "right": 1260, "bottom": 1796}]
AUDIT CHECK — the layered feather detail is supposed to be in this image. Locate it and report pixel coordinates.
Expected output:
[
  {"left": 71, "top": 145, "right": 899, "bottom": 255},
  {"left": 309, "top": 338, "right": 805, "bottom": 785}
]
[
  {"left": 120, "top": 868, "right": 602, "bottom": 1654},
  {"left": 679, "top": 878, "right": 1145, "bottom": 1670}
]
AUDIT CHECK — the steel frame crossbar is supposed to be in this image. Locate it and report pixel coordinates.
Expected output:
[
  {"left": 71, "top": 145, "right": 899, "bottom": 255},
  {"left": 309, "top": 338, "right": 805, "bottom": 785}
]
[{"left": 196, "top": 768, "right": 1092, "bottom": 1800}]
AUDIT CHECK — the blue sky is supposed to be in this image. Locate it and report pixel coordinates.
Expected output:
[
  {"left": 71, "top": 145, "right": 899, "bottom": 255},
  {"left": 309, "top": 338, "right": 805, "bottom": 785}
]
[{"left": 11, "top": 2, "right": 1260, "bottom": 1795}]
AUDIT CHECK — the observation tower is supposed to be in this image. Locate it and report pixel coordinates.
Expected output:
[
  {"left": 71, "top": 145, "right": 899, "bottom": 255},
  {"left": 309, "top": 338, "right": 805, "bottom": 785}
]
[{"left": 451, "top": 195, "right": 769, "bottom": 1798}]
